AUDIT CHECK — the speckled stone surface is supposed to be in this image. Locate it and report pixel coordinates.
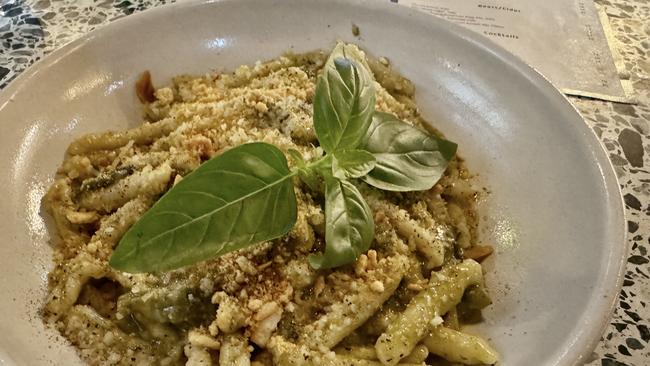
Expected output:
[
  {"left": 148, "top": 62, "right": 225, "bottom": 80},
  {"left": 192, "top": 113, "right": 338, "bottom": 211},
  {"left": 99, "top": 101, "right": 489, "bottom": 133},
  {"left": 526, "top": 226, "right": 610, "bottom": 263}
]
[{"left": 1, "top": 0, "right": 648, "bottom": 364}]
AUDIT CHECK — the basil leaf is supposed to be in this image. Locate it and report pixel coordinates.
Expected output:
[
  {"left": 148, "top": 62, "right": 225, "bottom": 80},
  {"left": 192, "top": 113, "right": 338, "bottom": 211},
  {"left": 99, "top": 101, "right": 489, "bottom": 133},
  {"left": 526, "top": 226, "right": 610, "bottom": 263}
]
[
  {"left": 309, "top": 176, "right": 374, "bottom": 269},
  {"left": 110, "top": 142, "right": 297, "bottom": 273},
  {"left": 313, "top": 43, "right": 376, "bottom": 153},
  {"left": 332, "top": 149, "right": 376, "bottom": 180},
  {"left": 361, "top": 112, "right": 457, "bottom": 192}
]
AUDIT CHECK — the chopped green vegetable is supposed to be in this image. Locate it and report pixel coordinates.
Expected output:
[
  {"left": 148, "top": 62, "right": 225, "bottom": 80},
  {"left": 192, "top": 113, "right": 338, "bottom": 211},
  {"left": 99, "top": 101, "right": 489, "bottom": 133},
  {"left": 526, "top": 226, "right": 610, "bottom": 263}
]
[{"left": 80, "top": 165, "right": 134, "bottom": 193}]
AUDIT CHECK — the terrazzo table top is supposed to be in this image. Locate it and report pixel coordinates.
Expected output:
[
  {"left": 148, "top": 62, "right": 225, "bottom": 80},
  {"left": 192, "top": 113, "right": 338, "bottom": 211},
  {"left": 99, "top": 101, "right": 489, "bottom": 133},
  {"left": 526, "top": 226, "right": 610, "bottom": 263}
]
[{"left": 1, "top": 0, "right": 648, "bottom": 365}]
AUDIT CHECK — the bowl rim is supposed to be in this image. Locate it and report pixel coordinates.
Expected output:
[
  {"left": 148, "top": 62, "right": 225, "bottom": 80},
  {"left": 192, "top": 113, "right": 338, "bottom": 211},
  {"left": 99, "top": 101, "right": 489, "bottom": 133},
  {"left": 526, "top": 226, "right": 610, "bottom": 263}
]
[{"left": 0, "top": 0, "right": 628, "bottom": 365}]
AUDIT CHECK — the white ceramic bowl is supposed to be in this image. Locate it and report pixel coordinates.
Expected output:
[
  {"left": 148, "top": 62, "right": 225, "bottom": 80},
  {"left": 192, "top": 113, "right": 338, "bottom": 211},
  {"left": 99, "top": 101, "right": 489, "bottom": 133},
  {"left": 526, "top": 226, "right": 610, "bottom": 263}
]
[{"left": 0, "top": 0, "right": 626, "bottom": 365}]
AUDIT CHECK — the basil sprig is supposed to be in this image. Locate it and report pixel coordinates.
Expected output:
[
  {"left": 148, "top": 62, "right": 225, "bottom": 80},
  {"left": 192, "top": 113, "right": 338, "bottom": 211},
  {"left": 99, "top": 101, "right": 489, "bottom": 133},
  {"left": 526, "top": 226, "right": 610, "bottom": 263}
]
[{"left": 110, "top": 42, "right": 457, "bottom": 273}]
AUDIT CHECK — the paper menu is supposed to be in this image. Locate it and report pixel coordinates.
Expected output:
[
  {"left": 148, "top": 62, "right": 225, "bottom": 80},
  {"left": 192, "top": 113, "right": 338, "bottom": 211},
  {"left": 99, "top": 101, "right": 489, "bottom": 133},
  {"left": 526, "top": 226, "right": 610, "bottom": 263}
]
[{"left": 393, "top": 0, "right": 631, "bottom": 103}]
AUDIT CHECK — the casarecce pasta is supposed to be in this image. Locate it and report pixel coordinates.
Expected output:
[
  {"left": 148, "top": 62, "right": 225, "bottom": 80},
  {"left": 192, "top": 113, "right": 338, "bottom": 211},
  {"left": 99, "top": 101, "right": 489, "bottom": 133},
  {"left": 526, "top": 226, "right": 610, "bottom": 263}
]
[{"left": 43, "top": 44, "right": 498, "bottom": 365}]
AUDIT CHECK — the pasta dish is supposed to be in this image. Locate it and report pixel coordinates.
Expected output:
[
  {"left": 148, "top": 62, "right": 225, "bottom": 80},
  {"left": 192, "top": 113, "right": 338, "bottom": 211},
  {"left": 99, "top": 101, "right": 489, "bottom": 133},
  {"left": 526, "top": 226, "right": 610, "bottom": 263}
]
[{"left": 43, "top": 43, "right": 498, "bottom": 366}]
